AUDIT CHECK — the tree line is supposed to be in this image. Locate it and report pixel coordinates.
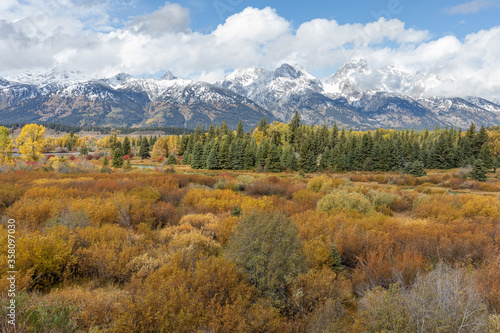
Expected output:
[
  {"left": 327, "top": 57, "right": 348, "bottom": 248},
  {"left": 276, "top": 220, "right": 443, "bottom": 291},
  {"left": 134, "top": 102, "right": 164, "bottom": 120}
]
[{"left": 171, "top": 112, "right": 497, "bottom": 179}]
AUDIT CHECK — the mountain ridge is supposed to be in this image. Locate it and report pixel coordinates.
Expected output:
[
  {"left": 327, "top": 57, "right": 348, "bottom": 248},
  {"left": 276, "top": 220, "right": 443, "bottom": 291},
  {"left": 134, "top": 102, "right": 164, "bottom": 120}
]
[{"left": 1, "top": 61, "right": 499, "bottom": 130}]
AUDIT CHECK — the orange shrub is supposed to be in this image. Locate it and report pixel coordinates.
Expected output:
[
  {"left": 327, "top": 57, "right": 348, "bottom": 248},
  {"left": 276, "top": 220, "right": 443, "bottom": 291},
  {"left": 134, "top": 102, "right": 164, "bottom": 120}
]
[
  {"left": 7, "top": 198, "right": 65, "bottom": 230},
  {"left": 415, "top": 194, "right": 462, "bottom": 222},
  {"left": 152, "top": 202, "right": 180, "bottom": 228}
]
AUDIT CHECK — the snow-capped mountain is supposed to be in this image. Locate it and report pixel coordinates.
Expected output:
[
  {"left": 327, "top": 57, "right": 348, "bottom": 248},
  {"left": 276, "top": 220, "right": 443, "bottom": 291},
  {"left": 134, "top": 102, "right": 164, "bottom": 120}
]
[
  {"left": 0, "top": 71, "right": 275, "bottom": 129},
  {"left": 1, "top": 61, "right": 499, "bottom": 129},
  {"left": 216, "top": 60, "right": 500, "bottom": 129}
]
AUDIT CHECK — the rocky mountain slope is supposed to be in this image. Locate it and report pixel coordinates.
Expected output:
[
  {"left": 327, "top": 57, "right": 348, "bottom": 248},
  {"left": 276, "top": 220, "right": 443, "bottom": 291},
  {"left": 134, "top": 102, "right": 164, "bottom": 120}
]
[{"left": 1, "top": 61, "right": 499, "bottom": 130}]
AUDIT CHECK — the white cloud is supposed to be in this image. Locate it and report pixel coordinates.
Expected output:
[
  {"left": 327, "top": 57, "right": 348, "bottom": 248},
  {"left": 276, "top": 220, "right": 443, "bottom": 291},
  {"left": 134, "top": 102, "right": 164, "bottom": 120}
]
[
  {"left": 0, "top": 3, "right": 500, "bottom": 101},
  {"left": 446, "top": 0, "right": 500, "bottom": 14},
  {"left": 128, "top": 3, "right": 190, "bottom": 36}
]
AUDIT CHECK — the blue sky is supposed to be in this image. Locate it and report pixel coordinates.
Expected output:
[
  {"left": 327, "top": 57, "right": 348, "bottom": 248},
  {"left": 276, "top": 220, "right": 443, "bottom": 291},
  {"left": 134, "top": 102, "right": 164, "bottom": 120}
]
[
  {"left": 1, "top": 0, "right": 500, "bottom": 100},
  {"left": 124, "top": 0, "right": 500, "bottom": 38}
]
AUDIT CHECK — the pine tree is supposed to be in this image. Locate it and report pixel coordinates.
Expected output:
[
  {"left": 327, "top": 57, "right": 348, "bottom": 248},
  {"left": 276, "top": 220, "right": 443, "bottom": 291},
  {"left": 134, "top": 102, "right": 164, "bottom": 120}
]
[
  {"left": 298, "top": 138, "right": 317, "bottom": 173},
  {"left": 102, "top": 154, "right": 109, "bottom": 167},
  {"left": 112, "top": 148, "right": 124, "bottom": 168},
  {"left": 190, "top": 142, "right": 204, "bottom": 169},
  {"left": 410, "top": 160, "right": 427, "bottom": 177},
  {"left": 281, "top": 145, "right": 298, "bottom": 171},
  {"left": 207, "top": 141, "right": 221, "bottom": 170},
  {"left": 236, "top": 119, "right": 244, "bottom": 139},
  {"left": 329, "top": 243, "right": 344, "bottom": 274},
  {"left": 124, "top": 158, "right": 132, "bottom": 170},
  {"left": 139, "top": 137, "right": 150, "bottom": 159},
  {"left": 330, "top": 122, "right": 339, "bottom": 149},
  {"left": 469, "top": 159, "right": 487, "bottom": 181},
  {"left": 319, "top": 147, "right": 333, "bottom": 170},
  {"left": 473, "top": 125, "right": 488, "bottom": 156},
  {"left": 122, "top": 136, "right": 131, "bottom": 156},
  {"left": 243, "top": 140, "right": 257, "bottom": 170},
  {"left": 289, "top": 110, "right": 301, "bottom": 147},
  {"left": 167, "top": 154, "right": 177, "bottom": 165},
  {"left": 477, "top": 142, "right": 494, "bottom": 171},
  {"left": 266, "top": 144, "right": 282, "bottom": 173}
]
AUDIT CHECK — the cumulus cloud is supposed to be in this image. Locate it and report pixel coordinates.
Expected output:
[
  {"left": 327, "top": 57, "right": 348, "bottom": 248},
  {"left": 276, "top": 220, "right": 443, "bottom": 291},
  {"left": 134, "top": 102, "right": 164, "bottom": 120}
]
[
  {"left": 445, "top": 0, "right": 500, "bottom": 14},
  {"left": 128, "top": 3, "right": 190, "bottom": 36},
  {"left": 0, "top": 2, "right": 500, "bottom": 100}
]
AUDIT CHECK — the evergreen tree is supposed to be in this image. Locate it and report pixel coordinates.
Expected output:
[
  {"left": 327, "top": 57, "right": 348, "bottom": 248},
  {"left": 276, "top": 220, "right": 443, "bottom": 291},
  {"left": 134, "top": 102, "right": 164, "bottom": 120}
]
[
  {"left": 256, "top": 139, "right": 270, "bottom": 169},
  {"left": 243, "top": 140, "right": 257, "bottom": 170},
  {"left": 281, "top": 145, "right": 298, "bottom": 171},
  {"left": 469, "top": 159, "right": 487, "bottom": 181},
  {"left": 329, "top": 243, "right": 344, "bottom": 274},
  {"left": 477, "top": 143, "right": 494, "bottom": 171},
  {"left": 427, "top": 134, "right": 452, "bottom": 169},
  {"left": 257, "top": 117, "right": 268, "bottom": 132},
  {"left": 167, "top": 154, "right": 177, "bottom": 165},
  {"left": 124, "top": 158, "right": 132, "bottom": 170},
  {"left": 236, "top": 119, "right": 244, "bottom": 139},
  {"left": 139, "top": 137, "right": 150, "bottom": 159},
  {"left": 289, "top": 110, "right": 301, "bottom": 147},
  {"left": 266, "top": 144, "right": 282, "bottom": 173},
  {"left": 411, "top": 160, "right": 427, "bottom": 177},
  {"left": 330, "top": 122, "right": 339, "bottom": 149},
  {"left": 219, "top": 138, "right": 231, "bottom": 169},
  {"left": 207, "top": 124, "right": 216, "bottom": 141},
  {"left": 473, "top": 125, "right": 488, "bottom": 156},
  {"left": 112, "top": 148, "right": 124, "bottom": 168},
  {"left": 298, "top": 138, "right": 317, "bottom": 173},
  {"left": 318, "top": 124, "right": 329, "bottom": 154},
  {"left": 102, "top": 154, "right": 109, "bottom": 167},
  {"left": 207, "top": 141, "right": 221, "bottom": 170},
  {"left": 122, "top": 136, "right": 131, "bottom": 156},
  {"left": 191, "top": 142, "right": 204, "bottom": 169},
  {"left": 319, "top": 147, "right": 333, "bottom": 170}
]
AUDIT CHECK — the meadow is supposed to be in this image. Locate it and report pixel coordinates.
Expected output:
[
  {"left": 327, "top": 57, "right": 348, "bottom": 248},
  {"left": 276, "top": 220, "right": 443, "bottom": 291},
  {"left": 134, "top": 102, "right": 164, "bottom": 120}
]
[{"left": 0, "top": 121, "right": 499, "bottom": 332}]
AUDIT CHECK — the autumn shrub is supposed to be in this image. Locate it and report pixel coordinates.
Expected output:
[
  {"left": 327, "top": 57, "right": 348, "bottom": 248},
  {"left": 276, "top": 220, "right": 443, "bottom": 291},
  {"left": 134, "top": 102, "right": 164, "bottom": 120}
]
[
  {"left": 367, "top": 190, "right": 401, "bottom": 211},
  {"left": 477, "top": 257, "right": 500, "bottom": 312},
  {"left": 0, "top": 183, "right": 25, "bottom": 213},
  {"left": 317, "top": 189, "right": 372, "bottom": 214},
  {"left": 14, "top": 227, "right": 75, "bottom": 291},
  {"left": 41, "top": 286, "right": 127, "bottom": 331},
  {"left": 182, "top": 188, "right": 272, "bottom": 214},
  {"left": 46, "top": 207, "right": 91, "bottom": 230},
  {"left": 110, "top": 257, "right": 282, "bottom": 333},
  {"left": 352, "top": 247, "right": 428, "bottom": 295},
  {"left": 245, "top": 178, "right": 288, "bottom": 196},
  {"left": 459, "top": 194, "right": 500, "bottom": 219},
  {"left": 292, "top": 211, "right": 344, "bottom": 268},
  {"left": 226, "top": 212, "right": 306, "bottom": 310},
  {"left": 128, "top": 186, "right": 161, "bottom": 202},
  {"left": 6, "top": 198, "right": 65, "bottom": 230},
  {"left": 179, "top": 213, "right": 219, "bottom": 239},
  {"left": 414, "top": 194, "right": 462, "bottom": 222},
  {"left": 292, "top": 189, "right": 323, "bottom": 212},
  {"left": 70, "top": 196, "right": 118, "bottom": 226},
  {"left": 290, "top": 268, "right": 352, "bottom": 331},
  {"left": 406, "top": 264, "right": 489, "bottom": 332},
  {"left": 0, "top": 294, "right": 78, "bottom": 333},
  {"left": 167, "top": 231, "right": 222, "bottom": 269},
  {"left": 74, "top": 225, "right": 143, "bottom": 283},
  {"left": 151, "top": 202, "right": 179, "bottom": 228}
]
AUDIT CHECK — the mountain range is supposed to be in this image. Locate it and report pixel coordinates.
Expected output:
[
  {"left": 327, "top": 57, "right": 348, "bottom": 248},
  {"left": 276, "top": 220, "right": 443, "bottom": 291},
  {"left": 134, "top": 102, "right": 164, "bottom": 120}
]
[{"left": 1, "top": 59, "right": 499, "bottom": 130}]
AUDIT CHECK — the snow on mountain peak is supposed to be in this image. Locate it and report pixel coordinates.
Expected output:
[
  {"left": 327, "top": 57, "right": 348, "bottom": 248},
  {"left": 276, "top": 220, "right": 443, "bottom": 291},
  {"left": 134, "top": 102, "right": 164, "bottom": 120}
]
[
  {"left": 274, "top": 63, "right": 303, "bottom": 79},
  {"left": 161, "top": 71, "right": 177, "bottom": 80},
  {"left": 8, "top": 68, "right": 87, "bottom": 86}
]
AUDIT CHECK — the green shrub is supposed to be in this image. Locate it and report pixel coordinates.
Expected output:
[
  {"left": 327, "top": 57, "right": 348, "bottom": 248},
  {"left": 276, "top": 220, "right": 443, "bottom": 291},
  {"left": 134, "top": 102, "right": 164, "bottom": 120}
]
[{"left": 317, "top": 190, "right": 372, "bottom": 214}]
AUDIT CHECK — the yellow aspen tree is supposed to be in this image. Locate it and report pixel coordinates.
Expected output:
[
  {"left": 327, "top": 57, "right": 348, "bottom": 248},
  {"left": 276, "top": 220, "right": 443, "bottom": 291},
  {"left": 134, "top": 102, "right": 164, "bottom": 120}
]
[
  {"left": 18, "top": 124, "right": 46, "bottom": 161},
  {"left": 0, "top": 126, "right": 13, "bottom": 163}
]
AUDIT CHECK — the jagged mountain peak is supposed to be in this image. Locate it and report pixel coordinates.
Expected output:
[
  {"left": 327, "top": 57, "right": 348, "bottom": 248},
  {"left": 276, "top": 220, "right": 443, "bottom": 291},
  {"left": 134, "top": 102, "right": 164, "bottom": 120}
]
[
  {"left": 8, "top": 68, "right": 87, "bottom": 86},
  {"left": 274, "top": 63, "right": 303, "bottom": 79},
  {"left": 161, "top": 71, "right": 177, "bottom": 80}
]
